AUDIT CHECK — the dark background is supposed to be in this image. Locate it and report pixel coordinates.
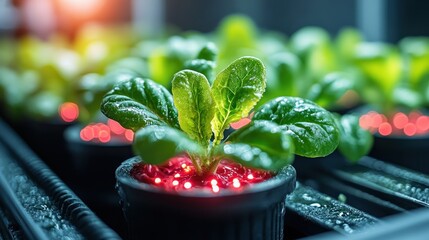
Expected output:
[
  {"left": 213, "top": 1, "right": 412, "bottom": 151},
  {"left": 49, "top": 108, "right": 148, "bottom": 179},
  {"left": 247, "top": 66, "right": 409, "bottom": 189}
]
[{"left": 165, "top": 0, "right": 429, "bottom": 42}]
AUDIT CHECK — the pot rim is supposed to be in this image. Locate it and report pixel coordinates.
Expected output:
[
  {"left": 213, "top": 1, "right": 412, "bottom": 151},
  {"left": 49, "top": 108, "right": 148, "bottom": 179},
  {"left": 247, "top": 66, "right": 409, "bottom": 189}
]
[
  {"left": 64, "top": 124, "right": 132, "bottom": 146},
  {"left": 116, "top": 156, "right": 296, "bottom": 198},
  {"left": 373, "top": 132, "right": 429, "bottom": 140}
]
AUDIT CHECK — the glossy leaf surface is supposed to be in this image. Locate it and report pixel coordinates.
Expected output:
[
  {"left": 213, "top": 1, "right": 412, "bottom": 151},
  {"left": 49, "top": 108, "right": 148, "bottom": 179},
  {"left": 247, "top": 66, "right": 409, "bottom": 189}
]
[
  {"left": 172, "top": 70, "right": 215, "bottom": 146},
  {"left": 134, "top": 125, "right": 203, "bottom": 165},
  {"left": 336, "top": 114, "right": 373, "bottom": 162},
  {"left": 211, "top": 56, "right": 266, "bottom": 143},
  {"left": 253, "top": 97, "right": 339, "bottom": 157},
  {"left": 101, "top": 77, "right": 179, "bottom": 131},
  {"left": 220, "top": 121, "right": 294, "bottom": 171},
  {"left": 306, "top": 72, "right": 353, "bottom": 108}
]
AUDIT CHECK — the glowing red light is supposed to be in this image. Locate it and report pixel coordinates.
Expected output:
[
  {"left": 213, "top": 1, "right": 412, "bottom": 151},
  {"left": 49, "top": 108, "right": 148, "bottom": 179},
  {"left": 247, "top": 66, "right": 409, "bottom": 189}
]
[
  {"left": 184, "top": 182, "right": 192, "bottom": 189},
  {"left": 230, "top": 118, "right": 252, "bottom": 129},
  {"left": 404, "top": 123, "right": 417, "bottom": 136},
  {"left": 232, "top": 178, "right": 241, "bottom": 188},
  {"left": 360, "top": 110, "right": 429, "bottom": 137},
  {"left": 79, "top": 121, "right": 135, "bottom": 143},
  {"left": 98, "top": 123, "right": 110, "bottom": 132},
  {"left": 247, "top": 174, "right": 254, "bottom": 180},
  {"left": 124, "top": 130, "right": 134, "bottom": 142},
  {"left": 359, "top": 114, "right": 371, "bottom": 129},
  {"left": 131, "top": 157, "right": 273, "bottom": 192},
  {"left": 59, "top": 102, "right": 79, "bottom": 122},
  {"left": 80, "top": 126, "right": 94, "bottom": 141},
  {"left": 378, "top": 122, "right": 392, "bottom": 136},
  {"left": 393, "top": 113, "right": 408, "bottom": 129},
  {"left": 416, "top": 116, "right": 429, "bottom": 132},
  {"left": 371, "top": 113, "right": 384, "bottom": 128},
  {"left": 212, "top": 185, "right": 220, "bottom": 193},
  {"left": 98, "top": 130, "right": 111, "bottom": 143},
  {"left": 174, "top": 173, "right": 180, "bottom": 178},
  {"left": 108, "top": 119, "right": 126, "bottom": 135},
  {"left": 409, "top": 111, "right": 422, "bottom": 122}
]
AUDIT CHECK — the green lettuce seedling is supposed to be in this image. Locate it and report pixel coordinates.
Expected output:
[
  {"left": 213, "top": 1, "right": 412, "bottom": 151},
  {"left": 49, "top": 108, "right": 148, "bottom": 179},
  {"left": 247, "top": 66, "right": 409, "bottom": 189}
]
[{"left": 101, "top": 56, "right": 346, "bottom": 175}]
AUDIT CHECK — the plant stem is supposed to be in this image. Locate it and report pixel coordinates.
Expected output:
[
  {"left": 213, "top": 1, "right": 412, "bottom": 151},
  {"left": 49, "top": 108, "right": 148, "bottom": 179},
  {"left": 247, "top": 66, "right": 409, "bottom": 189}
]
[
  {"left": 189, "top": 154, "right": 202, "bottom": 175},
  {"left": 207, "top": 156, "right": 222, "bottom": 174},
  {"left": 212, "top": 133, "right": 223, "bottom": 148}
]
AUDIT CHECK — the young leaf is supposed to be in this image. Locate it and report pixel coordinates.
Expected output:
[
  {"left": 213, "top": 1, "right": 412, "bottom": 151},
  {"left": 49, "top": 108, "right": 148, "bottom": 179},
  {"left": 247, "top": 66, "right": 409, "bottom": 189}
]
[
  {"left": 269, "top": 52, "right": 300, "bottom": 97},
  {"left": 253, "top": 97, "right": 339, "bottom": 157},
  {"left": 101, "top": 77, "right": 180, "bottom": 131},
  {"left": 219, "top": 120, "right": 294, "bottom": 171},
  {"left": 197, "top": 42, "right": 218, "bottom": 61},
  {"left": 306, "top": 72, "right": 353, "bottom": 108},
  {"left": 211, "top": 56, "right": 266, "bottom": 144},
  {"left": 336, "top": 114, "right": 373, "bottom": 163},
  {"left": 172, "top": 70, "right": 215, "bottom": 147},
  {"left": 133, "top": 125, "right": 203, "bottom": 165},
  {"left": 215, "top": 143, "right": 288, "bottom": 172},
  {"left": 184, "top": 59, "right": 216, "bottom": 83}
]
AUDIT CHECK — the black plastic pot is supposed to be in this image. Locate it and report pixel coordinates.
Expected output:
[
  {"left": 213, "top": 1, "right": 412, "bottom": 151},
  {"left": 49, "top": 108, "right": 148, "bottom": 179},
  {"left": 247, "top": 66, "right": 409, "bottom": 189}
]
[
  {"left": 64, "top": 124, "right": 133, "bottom": 237},
  {"left": 64, "top": 124, "right": 133, "bottom": 190},
  {"left": 369, "top": 134, "right": 429, "bottom": 174},
  {"left": 13, "top": 117, "right": 74, "bottom": 178},
  {"left": 349, "top": 105, "right": 429, "bottom": 174},
  {"left": 116, "top": 157, "right": 296, "bottom": 240}
]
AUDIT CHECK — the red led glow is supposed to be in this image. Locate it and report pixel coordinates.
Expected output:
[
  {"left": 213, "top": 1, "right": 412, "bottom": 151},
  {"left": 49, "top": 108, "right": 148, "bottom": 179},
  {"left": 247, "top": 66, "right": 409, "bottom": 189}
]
[
  {"left": 108, "top": 119, "right": 125, "bottom": 135},
  {"left": 59, "top": 102, "right": 79, "bottom": 122},
  {"left": 371, "top": 113, "right": 385, "bottom": 128},
  {"left": 393, "top": 113, "right": 408, "bottom": 129},
  {"left": 184, "top": 182, "right": 192, "bottom": 189},
  {"left": 378, "top": 122, "right": 392, "bottom": 136},
  {"left": 417, "top": 116, "right": 429, "bottom": 132},
  {"left": 404, "top": 123, "right": 417, "bottom": 136},
  {"left": 230, "top": 118, "right": 252, "bottom": 129},
  {"left": 80, "top": 126, "right": 94, "bottom": 141},
  {"left": 359, "top": 110, "right": 429, "bottom": 137},
  {"left": 98, "top": 130, "right": 111, "bottom": 143},
  {"left": 409, "top": 111, "right": 421, "bottom": 122},
  {"left": 212, "top": 185, "right": 220, "bottom": 193},
  {"left": 359, "top": 114, "right": 371, "bottom": 129},
  {"left": 79, "top": 119, "right": 134, "bottom": 143},
  {"left": 232, "top": 178, "right": 241, "bottom": 188},
  {"left": 130, "top": 156, "right": 273, "bottom": 192},
  {"left": 125, "top": 130, "right": 134, "bottom": 142}
]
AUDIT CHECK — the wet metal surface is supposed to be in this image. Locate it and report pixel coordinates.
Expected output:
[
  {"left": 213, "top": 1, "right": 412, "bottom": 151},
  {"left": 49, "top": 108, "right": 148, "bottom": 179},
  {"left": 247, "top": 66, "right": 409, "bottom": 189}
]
[
  {"left": 286, "top": 183, "right": 379, "bottom": 235},
  {"left": 0, "top": 145, "right": 83, "bottom": 240},
  {"left": 334, "top": 157, "right": 429, "bottom": 207}
]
